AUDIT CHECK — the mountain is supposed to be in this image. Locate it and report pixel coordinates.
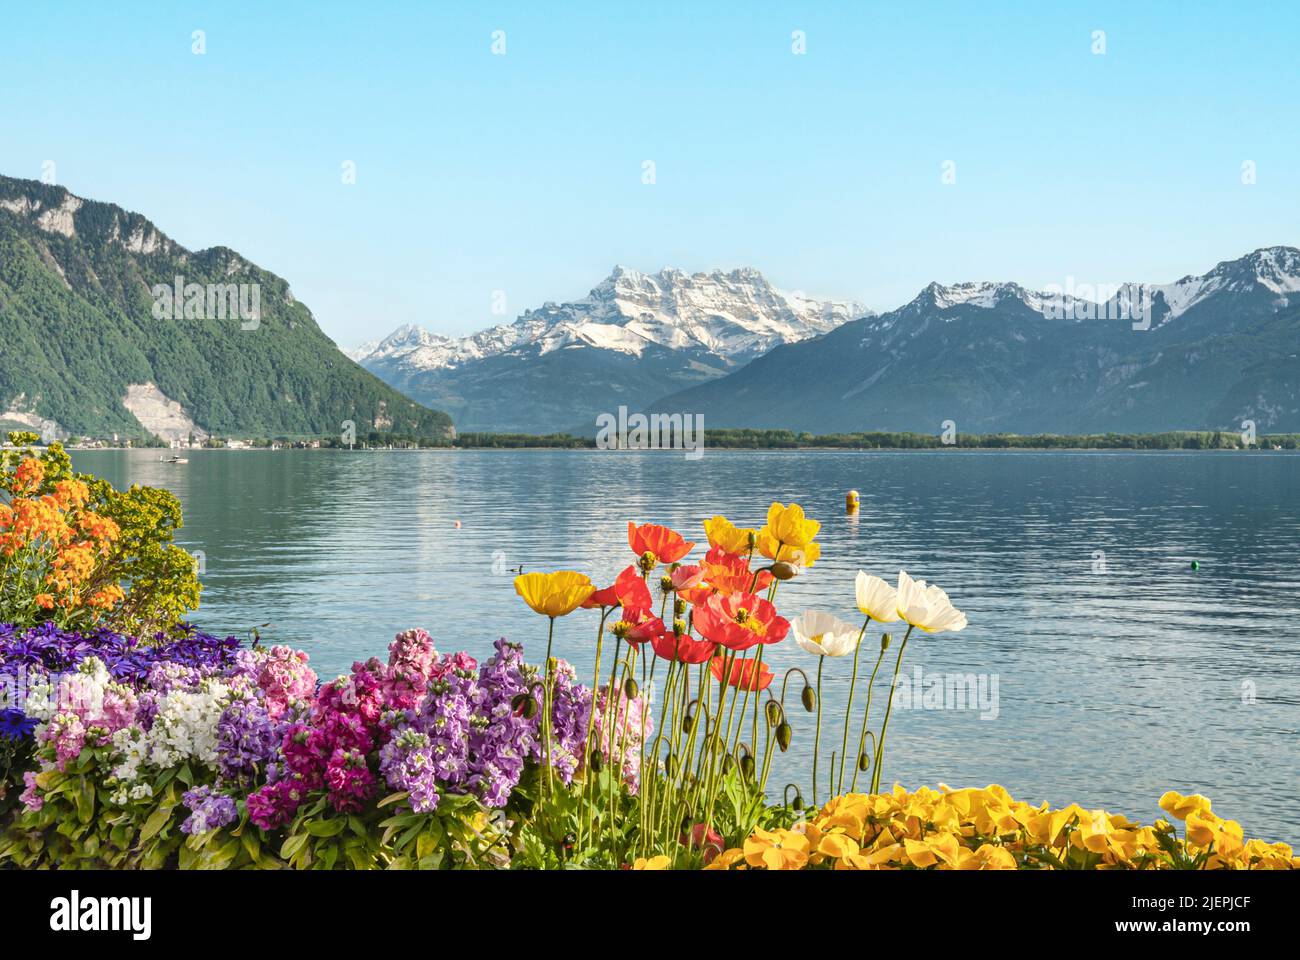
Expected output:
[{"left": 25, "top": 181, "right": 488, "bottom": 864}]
[
  {"left": 645, "top": 247, "right": 1300, "bottom": 434},
  {"left": 0, "top": 175, "right": 453, "bottom": 441},
  {"left": 353, "top": 266, "right": 871, "bottom": 432}
]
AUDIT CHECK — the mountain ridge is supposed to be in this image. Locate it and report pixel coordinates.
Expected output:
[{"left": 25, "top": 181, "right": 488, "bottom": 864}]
[
  {"left": 0, "top": 175, "right": 454, "bottom": 441},
  {"left": 645, "top": 246, "right": 1300, "bottom": 434}
]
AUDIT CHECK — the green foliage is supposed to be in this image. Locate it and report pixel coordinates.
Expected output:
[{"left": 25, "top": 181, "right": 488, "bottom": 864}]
[{"left": 0, "top": 175, "right": 453, "bottom": 441}]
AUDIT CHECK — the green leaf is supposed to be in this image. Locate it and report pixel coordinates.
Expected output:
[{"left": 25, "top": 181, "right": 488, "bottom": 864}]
[
  {"left": 279, "top": 833, "right": 308, "bottom": 860},
  {"left": 139, "top": 804, "right": 172, "bottom": 843},
  {"left": 305, "top": 818, "right": 346, "bottom": 837}
]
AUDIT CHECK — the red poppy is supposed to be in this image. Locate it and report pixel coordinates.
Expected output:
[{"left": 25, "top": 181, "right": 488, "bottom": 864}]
[
  {"left": 649, "top": 629, "right": 716, "bottom": 665},
  {"left": 584, "top": 564, "right": 652, "bottom": 614},
  {"left": 679, "top": 546, "right": 772, "bottom": 604},
  {"left": 627, "top": 522, "right": 695, "bottom": 565},
  {"left": 622, "top": 610, "right": 665, "bottom": 648},
  {"left": 693, "top": 591, "right": 789, "bottom": 651},
  {"left": 710, "top": 655, "right": 774, "bottom": 691}
]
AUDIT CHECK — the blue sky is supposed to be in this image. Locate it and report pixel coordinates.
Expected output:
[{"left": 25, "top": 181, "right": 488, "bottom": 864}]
[{"left": 2, "top": 1, "right": 1296, "bottom": 345}]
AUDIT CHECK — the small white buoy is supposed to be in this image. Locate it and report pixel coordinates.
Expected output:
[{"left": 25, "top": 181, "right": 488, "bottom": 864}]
[{"left": 453, "top": 520, "right": 462, "bottom": 528}]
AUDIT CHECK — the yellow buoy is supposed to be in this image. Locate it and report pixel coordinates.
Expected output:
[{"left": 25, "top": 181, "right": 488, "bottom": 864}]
[{"left": 845, "top": 489, "right": 860, "bottom": 513}]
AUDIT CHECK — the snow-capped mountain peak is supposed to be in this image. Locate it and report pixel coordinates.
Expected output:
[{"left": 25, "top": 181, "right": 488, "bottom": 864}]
[{"left": 352, "top": 266, "right": 872, "bottom": 371}]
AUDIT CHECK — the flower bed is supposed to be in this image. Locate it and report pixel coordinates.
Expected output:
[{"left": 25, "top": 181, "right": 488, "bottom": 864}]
[{"left": 0, "top": 443, "right": 1293, "bottom": 870}]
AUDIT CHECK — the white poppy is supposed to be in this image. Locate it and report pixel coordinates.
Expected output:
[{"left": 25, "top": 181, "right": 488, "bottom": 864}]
[
  {"left": 792, "top": 610, "right": 861, "bottom": 657},
  {"left": 854, "top": 571, "right": 900, "bottom": 623},
  {"left": 895, "top": 570, "right": 967, "bottom": 634}
]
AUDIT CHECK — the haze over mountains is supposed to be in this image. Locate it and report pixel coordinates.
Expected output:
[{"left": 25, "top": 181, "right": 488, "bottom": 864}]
[{"left": 357, "top": 247, "right": 1300, "bottom": 435}]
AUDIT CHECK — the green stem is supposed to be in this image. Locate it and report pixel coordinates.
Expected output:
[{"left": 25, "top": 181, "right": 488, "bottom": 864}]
[
  {"left": 870, "top": 625, "right": 913, "bottom": 794},
  {"left": 850, "top": 640, "right": 889, "bottom": 793},
  {"left": 812, "top": 655, "right": 824, "bottom": 807},
  {"left": 542, "top": 616, "right": 556, "bottom": 797},
  {"left": 836, "top": 618, "right": 869, "bottom": 795}
]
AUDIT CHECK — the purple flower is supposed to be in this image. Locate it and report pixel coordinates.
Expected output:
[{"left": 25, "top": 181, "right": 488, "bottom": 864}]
[{"left": 180, "top": 785, "right": 238, "bottom": 835}]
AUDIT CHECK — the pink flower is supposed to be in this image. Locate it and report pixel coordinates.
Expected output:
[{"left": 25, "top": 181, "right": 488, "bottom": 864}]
[{"left": 20, "top": 771, "right": 43, "bottom": 812}]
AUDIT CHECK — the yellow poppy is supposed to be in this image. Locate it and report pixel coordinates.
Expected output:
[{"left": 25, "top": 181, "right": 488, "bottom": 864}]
[
  {"left": 513, "top": 571, "right": 595, "bottom": 617},
  {"left": 756, "top": 502, "right": 820, "bottom": 563},
  {"left": 703, "top": 515, "right": 756, "bottom": 555}
]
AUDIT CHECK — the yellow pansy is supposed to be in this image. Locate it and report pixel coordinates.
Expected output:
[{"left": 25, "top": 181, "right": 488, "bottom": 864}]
[
  {"left": 513, "top": 571, "right": 595, "bottom": 617},
  {"left": 703, "top": 515, "right": 756, "bottom": 555},
  {"left": 743, "top": 828, "right": 810, "bottom": 870},
  {"left": 632, "top": 855, "right": 671, "bottom": 870},
  {"left": 1159, "top": 791, "right": 1212, "bottom": 821},
  {"left": 954, "top": 843, "right": 1018, "bottom": 870},
  {"left": 702, "top": 848, "right": 747, "bottom": 870}
]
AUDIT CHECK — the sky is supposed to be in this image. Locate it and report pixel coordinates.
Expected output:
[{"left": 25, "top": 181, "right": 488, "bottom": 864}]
[{"left": 2, "top": 1, "right": 1297, "bottom": 347}]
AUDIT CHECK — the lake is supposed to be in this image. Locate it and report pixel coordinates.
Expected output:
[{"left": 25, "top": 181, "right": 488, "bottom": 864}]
[{"left": 71, "top": 448, "right": 1300, "bottom": 842}]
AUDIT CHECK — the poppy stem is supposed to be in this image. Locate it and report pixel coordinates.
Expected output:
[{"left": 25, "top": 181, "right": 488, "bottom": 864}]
[
  {"left": 850, "top": 640, "right": 889, "bottom": 793},
  {"left": 836, "top": 618, "right": 869, "bottom": 796},
  {"left": 870, "top": 625, "right": 913, "bottom": 794},
  {"left": 811, "top": 654, "right": 824, "bottom": 807},
  {"left": 542, "top": 616, "right": 557, "bottom": 797}
]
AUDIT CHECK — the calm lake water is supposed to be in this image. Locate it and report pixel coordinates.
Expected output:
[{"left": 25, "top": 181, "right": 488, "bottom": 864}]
[{"left": 72, "top": 449, "right": 1300, "bottom": 842}]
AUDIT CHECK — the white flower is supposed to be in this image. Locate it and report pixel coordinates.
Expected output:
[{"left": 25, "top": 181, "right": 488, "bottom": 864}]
[
  {"left": 855, "top": 572, "right": 900, "bottom": 623},
  {"left": 792, "top": 611, "right": 861, "bottom": 657},
  {"left": 895, "top": 571, "right": 967, "bottom": 634}
]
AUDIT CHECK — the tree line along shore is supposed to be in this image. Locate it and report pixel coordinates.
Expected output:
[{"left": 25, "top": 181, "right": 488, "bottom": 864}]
[{"left": 34, "top": 428, "right": 1297, "bottom": 451}]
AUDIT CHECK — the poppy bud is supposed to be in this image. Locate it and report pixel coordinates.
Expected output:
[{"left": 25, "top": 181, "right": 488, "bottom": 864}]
[
  {"left": 673, "top": 618, "right": 687, "bottom": 636},
  {"left": 801, "top": 685, "right": 816, "bottom": 712},
  {"left": 589, "top": 749, "right": 604, "bottom": 773},
  {"left": 740, "top": 755, "right": 756, "bottom": 779},
  {"left": 660, "top": 575, "right": 673, "bottom": 593},
  {"left": 771, "top": 561, "right": 798, "bottom": 581},
  {"left": 612, "top": 621, "right": 631, "bottom": 640},
  {"left": 682, "top": 710, "right": 695, "bottom": 733},
  {"left": 746, "top": 531, "right": 758, "bottom": 550},
  {"left": 776, "top": 722, "right": 792, "bottom": 752},
  {"left": 664, "top": 754, "right": 677, "bottom": 776},
  {"left": 673, "top": 598, "right": 686, "bottom": 617},
  {"left": 858, "top": 752, "right": 871, "bottom": 773},
  {"left": 765, "top": 700, "right": 783, "bottom": 727},
  {"left": 562, "top": 832, "right": 576, "bottom": 850},
  {"left": 511, "top": 692, "right": 538, "bottom": 719},
  {"left": 638, "top": 551, "right": 657, "bottom": 574},
  {"left": 792, "top": 794, "right": 805, "bottom": 812},
  {"left": 881, "top": 632, "right": 892, "bottom": 651},
  {"left": 722, "top": 754, "right": 735, "bottom": 773},
  {"left": 624, "top": 677, "right": 639, "bottom": 699}
]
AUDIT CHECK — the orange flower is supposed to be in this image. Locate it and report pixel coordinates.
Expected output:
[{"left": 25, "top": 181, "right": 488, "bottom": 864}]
[
  {"left": 12, "top": 458, "right": 45, "bottom": 494},
  {"left": 710, "top": 655, "right": 774, "bottom": 690},
  {"left": 683, "top": 546, "right": 772, "bottom": 602},
  {"left": 693, "top": 591, "right": 789, "bottom": 651},
  {"left": 627, "top": 522, "right": 695, "bottom": 566}
]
